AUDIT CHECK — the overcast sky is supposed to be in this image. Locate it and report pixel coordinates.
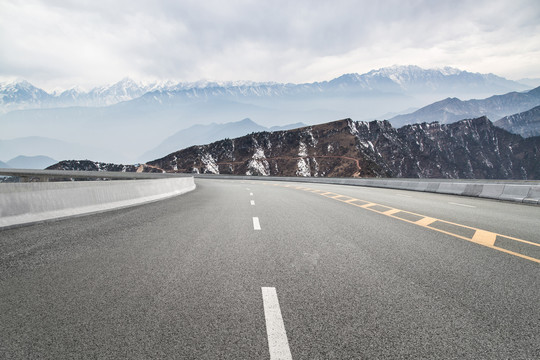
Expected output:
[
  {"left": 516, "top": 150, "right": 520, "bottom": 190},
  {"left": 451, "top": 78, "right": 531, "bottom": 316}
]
[{"left": 1, "top": 0, "right": 539, "bottom": 90}]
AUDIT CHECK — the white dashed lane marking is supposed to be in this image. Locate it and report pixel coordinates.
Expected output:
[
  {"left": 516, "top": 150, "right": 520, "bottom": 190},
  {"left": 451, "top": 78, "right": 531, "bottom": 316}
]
[
  {"left": 251, "top": 200, "right": 255, "bottom": 206},
  {"left": 253, "top": 217, "right": 261, "bottom": 230},
  {"left": 261, "top": 287, "right": 293, "bottom": 360}
]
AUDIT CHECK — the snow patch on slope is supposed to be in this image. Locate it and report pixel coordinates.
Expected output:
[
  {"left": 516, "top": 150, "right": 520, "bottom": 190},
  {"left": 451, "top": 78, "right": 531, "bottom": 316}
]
[
  {"left": 201, "top": 153, "right": 219, "bottom": 174},
  {"left": 296, "top": 158, "right": 311, "bottom": 177},
  {"left": 298, "top": 142, "right": 308, "bottom": 157},
  {"left": 246, "top": 147, "right": 270, "bottom": 176}
]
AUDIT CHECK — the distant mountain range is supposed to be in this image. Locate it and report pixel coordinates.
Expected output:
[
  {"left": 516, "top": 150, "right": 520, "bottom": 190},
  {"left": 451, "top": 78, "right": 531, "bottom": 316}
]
[
  {"left": 0, "top": 136, "right": 108, "bottom": 163},
  {"left": 1, "top": 155, "right": 57, "bottom": 169},
  {"left": 494, "top": 105, "right": 540, "bottom": 138},
  {"left": 0, "top": 78, "right": 164, "bottom": 114},
  {"left": 50, "top": 117, "right": 540, "bottom": 180},
  {"left": 139, "top": 118, "right": 305, "bottom": 162},
  {"left": 389, "top": 86, "right": 540, "bottom": 128},
  {"left": 2, "top": 65, "right": 536, "bottom": 164},
  {"left": 0, "top": 155, "right": 57, "bottom": 169},
  {"left": 1, "top": 66, "right": 530, "bottom": 114}
]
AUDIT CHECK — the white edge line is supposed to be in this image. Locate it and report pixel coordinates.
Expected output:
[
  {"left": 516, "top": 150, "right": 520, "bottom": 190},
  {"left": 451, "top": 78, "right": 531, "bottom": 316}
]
[
  {"left": 448, "top": 202, "right": 476, "bottom": 208},
  {"left": 262, "top": 287, "right": 293, "bottom": 360},
  {"left": 253, "top": 217, "right": 261, "bottom": 230}
]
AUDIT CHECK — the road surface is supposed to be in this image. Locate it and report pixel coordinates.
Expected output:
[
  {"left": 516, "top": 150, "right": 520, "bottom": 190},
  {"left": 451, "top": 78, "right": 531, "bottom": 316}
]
[{"left": 1, "top": 179, "right": 539, "bottom": 359}]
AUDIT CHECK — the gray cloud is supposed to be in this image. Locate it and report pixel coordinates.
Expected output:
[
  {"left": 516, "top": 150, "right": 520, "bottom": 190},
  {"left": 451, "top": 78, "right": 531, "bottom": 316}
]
[{"left": 1, "top": 0, "right": 539, "bottom": 90}]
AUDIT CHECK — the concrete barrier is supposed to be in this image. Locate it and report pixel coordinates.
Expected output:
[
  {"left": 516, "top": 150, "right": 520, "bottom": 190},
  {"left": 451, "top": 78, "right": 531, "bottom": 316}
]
[
  {"left": 194, "top": 174, "right": 540, "bottom": 205},
  {"left": 478, "top": 184, "right": 505, "bottom": 199},
  {"left": 524, "top": 186, "right": 540, "bottom": 205},
  {"left": 0, "top": 177, "right": 195, "bottom": 229},
  {"left": 498, "top": 185, "right": 532, "bottom": 203},
  {"left": 437, "top": 183, "right": 469, "bottom": 196}
]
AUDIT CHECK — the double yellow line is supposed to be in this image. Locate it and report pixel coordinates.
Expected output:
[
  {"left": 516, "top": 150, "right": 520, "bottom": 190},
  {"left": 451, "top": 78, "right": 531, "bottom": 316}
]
[{"left": 268, "top": 183, "right": 540, "bottom": 264}]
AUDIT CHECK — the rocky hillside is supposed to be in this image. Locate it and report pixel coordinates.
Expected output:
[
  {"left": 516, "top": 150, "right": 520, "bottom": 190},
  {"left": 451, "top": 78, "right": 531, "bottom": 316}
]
[
  {"left": 147, "top": 117, "right": 540, "bottom": 180},
  {"left": 47, "top": 160, "right": 140, "bottom": 172},
  {"left": 494, "top": 105, "right": 540, "bottom": 138}
]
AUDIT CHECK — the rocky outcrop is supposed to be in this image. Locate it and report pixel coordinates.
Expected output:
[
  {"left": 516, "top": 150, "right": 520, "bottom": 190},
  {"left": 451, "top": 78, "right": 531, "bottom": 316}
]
[
  {"left": 147, "top": 117, "right": 540, "bottom": 180},
  {"left": 47, "top": 160, "right": 139, "bottom": 172}
]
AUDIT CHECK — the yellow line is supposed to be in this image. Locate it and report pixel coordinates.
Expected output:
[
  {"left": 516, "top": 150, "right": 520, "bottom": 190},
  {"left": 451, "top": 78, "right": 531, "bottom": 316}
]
[
  {"left": 359, "top": 203, "right": 376, "bottom": 208},
  {"left": 488, "top": 247, "right": 540, "bottom": 263},
  {"left": 494, "top": 235, "right": 540, "bottom": 247},
  {"left": 383, "top": 209, "right": 401, "bottom": 216},
  {"left": 471, "top": 230, "right": 497, "bottom": 247},
  {"left": 416, "top": 217, "right": 437, "bottom": 227},
  {"left": 276, "top": 184, "right": 539, "bottom": 264}
]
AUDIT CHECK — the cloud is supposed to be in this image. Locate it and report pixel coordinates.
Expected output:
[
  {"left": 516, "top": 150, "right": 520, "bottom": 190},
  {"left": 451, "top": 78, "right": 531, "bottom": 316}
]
[{"left": 1, "top": 0, "right": 539, "bottom": 89}]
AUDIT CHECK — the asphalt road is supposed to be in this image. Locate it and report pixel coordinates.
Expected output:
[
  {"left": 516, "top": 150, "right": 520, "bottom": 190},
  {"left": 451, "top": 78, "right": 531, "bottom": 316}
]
[{"left": 1, "top": 178, "right": 539, "bottom": 359}]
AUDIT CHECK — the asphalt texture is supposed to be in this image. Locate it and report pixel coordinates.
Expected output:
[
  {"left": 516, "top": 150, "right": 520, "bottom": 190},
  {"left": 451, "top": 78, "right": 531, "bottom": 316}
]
[{"left": 1, "top": 178, "right": 539, "bottom": 359}]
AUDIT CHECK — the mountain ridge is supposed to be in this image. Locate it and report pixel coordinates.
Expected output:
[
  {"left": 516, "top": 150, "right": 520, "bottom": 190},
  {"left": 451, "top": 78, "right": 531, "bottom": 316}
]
[
  {"left": 494, "top": 105, "right": 540, "bottom": 138},
  {"left": 389, "top": 86, "right": 540, "bottom": 128},
  {"left": 139, "top": 118, "right": 306, "bottom": 162},
  {"left": 144, "top": 117, "right": 539, "bottom": 179},
  {"left": 1, "top": 65, "right": 529, "bottom": 113},
  {"left": 49, "top": 117, "right": 540, "bottom": 180},
  {"left": 6, "top": 155, "right": 57, "bottom": 169},
  {"left": 3, "top": 66, "right": 533, "bottom": 164}
]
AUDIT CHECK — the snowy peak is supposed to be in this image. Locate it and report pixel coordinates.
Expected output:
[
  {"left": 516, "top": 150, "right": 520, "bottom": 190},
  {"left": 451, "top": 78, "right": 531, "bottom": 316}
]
[
  {"left": 0, "top": 65, "right": 530, "bottom": 114},
  {"left": 0, "top": 80, "right": 51, "bottom": 111},
  {"left": 0, "top": 79, "right": 49, "bottom": 98},
  {"left": 87, "top": 77, "right": 150, "bottom": 104},
  {"left": 357, "top": 65, "right": 520, "bottom": 93}
]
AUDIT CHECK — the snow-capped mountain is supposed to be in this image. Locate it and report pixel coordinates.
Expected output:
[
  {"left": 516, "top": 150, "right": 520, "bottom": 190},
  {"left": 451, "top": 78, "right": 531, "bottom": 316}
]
[
  {"left": 1, "top": 65, "right": 533, "bottom": 164},
  {"left": 357, "top": 65, "right": 522, "bottom": 94},
  {"left": 0, "top": 80, "right": 52, "bottom": 113},
  {"left": 0, "top": 66, "right": 529, "bottom": 114},
  {"left": 0, "top": 78, "right": 170, "bottom": 112},
  {"left": 52, "top": 78, "right": 163, "bottom": 108}
]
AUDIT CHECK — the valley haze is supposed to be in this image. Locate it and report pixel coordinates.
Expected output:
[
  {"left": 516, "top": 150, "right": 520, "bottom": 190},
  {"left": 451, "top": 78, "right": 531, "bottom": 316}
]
[{"left": 1, "top": 66, "right": 538, "bottom": 165}]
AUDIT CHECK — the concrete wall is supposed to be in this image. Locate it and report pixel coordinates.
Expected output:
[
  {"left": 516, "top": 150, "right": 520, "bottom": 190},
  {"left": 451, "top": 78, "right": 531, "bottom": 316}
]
[
  {"left": 0, "top": 177, "right": 195, "bottom": 229},
  {"left": 195, "top": 174, "right": 540, "bottom": 205}
]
